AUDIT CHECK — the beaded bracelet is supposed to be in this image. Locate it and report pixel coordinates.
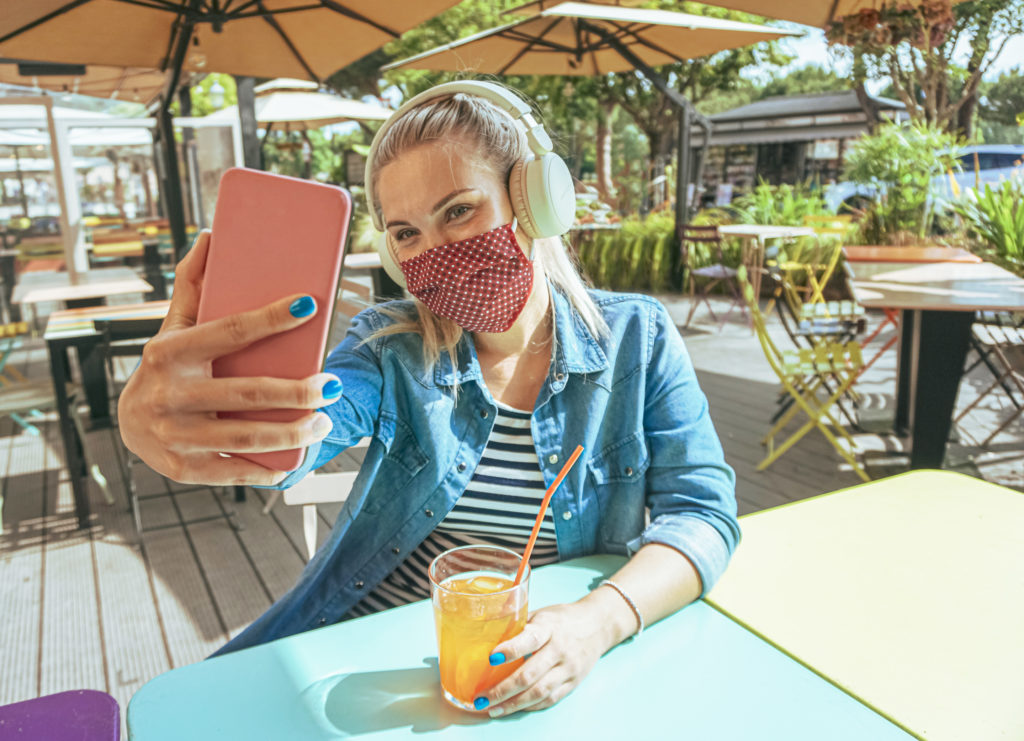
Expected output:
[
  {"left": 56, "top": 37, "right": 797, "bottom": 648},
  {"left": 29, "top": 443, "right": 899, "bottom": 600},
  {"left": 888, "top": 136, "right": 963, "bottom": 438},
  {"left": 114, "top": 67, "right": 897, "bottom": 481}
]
[{"left": 599, "top": 579, "right": 644, "bottom": 637}]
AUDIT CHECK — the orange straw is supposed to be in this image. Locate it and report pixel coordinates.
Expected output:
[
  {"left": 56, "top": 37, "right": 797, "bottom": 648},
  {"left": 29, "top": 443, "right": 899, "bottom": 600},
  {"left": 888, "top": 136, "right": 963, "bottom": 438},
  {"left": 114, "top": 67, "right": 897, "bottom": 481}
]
[{"left": 513, "top": 444, "right": 585, "bottom": 586}]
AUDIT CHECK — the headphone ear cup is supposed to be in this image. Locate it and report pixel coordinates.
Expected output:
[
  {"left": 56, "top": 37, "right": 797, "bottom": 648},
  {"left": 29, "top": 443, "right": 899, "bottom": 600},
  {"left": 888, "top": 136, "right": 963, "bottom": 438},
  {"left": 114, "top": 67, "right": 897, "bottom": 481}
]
[
  {"left": 508, "top": 159, "right": 540, "bottom": 239},
  {"left": 375, "top": 232, "right": 407, "bottom": 289},
  {"left": 519, "top": 154, "right": 576, "bottom": 239}
]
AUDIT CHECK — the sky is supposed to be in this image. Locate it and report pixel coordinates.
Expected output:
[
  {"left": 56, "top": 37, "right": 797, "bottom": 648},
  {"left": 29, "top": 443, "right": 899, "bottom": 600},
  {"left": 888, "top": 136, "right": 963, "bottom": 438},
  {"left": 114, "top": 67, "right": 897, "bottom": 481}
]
[{"left": 768, "top": 24, "right": 1024, "bottom": 91}]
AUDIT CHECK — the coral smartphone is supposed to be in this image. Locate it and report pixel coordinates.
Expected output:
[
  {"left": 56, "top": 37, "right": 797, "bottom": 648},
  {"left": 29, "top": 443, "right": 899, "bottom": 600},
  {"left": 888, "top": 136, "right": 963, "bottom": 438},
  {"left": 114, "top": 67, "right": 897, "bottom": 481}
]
[{"left": 196, "top": 167, "right": 351, "bottom": 472}]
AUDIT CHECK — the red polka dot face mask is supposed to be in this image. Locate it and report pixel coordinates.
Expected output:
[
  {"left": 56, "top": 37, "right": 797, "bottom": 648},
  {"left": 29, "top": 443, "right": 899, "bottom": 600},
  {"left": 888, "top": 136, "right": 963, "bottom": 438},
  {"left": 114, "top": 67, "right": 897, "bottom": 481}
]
[{"left": 398, "top": 220, "right": 533, "bottom": 334}]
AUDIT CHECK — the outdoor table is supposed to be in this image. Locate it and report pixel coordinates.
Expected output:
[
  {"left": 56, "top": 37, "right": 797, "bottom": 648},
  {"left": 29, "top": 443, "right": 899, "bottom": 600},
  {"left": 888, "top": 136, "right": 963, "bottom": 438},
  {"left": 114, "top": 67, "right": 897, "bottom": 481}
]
[
  {"left": 718, "top": 224, "right": 817, "bottom": 300},
  {"left": 844, "top": 252, "right": 1024, "bottom": 468},
  {"left": 126, "top": 555, "right": 911, "bottom": 740},
  {"left": 12, "top": 266, "right": 153, "bottom": 308},
  {"left": 842, "top": 245, "right": 982, "bottom": 264},
  {"left": 707, "top": 470, "right": 1024, "bottom": 741},
  {"left": 44, "top": 300, "right": 170, "bottom": 528}
]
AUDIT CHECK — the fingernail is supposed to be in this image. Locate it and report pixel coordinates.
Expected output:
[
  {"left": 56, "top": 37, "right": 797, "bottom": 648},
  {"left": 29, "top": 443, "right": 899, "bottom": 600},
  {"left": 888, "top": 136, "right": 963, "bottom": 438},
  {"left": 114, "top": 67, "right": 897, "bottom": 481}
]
[
  {"left": 289, "top": 295, "right": 316, "bottom": 318},
  {"left": 488, "top": 652, "right": 506, "bottom": 666},
  {"left": 489, "top": 707, "right": 505, "bottom": 718},
  {"left": 322, "top": 379, "right": 342, "bottom": 400},
  {"left": 473, "top": 697, "right": 489, "bottom": 711}
]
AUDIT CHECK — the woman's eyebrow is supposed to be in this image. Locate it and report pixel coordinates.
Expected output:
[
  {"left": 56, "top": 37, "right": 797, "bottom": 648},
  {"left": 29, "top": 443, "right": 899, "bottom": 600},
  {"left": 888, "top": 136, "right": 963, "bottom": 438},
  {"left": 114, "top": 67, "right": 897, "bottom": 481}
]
[
  {"left": 385, "top": 188, "right": 477, "bottom": 229},
  {"left": 431, "top": 188, "right": 475, "bottom": 214}
]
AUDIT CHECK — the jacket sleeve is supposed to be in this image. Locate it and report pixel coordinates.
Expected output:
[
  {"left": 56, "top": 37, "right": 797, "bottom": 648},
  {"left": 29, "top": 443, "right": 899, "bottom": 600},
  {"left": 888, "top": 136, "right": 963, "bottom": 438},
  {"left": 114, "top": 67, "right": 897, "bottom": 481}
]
[
  {"left": 629, "top": 300, "right": 740, "bottom": 595},
  {"left": 260, "top": 308, "right": 385, "bottom": 490}
]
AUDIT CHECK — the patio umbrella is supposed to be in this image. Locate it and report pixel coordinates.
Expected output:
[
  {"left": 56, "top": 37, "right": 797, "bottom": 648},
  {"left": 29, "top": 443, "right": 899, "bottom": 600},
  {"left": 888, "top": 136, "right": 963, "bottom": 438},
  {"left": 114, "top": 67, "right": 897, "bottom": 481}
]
[
  {"left": 0, "top": 0, "right": 464, "bottom": 259},
  {"left": 203, "top": 79, "right": 391, "bottom": 132},
  {"left": 0, "top": 59, "right": 169, "bottom": 105},
  {"left": 692, "top": 0, "right": 970, "bottom": 30},
  {"left": 384, "top": 1, "right": 797, "bottom": 234}
]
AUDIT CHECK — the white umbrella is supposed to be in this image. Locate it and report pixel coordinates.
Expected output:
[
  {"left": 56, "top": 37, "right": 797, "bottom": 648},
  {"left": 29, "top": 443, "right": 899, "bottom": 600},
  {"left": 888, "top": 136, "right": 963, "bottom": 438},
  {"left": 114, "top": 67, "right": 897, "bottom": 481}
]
[
  {"left": 384, "top": 2, "right": 796, "bottom": 76},
  {"left": 204, "top": 84, "right": 391, "bottom": 132}
]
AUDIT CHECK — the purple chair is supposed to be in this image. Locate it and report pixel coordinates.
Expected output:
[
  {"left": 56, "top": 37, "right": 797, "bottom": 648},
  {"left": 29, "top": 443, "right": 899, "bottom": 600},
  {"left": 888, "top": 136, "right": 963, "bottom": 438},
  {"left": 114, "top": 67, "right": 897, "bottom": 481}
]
[{"left": 0, "top": 690, "right": 119, "bottom": 740}]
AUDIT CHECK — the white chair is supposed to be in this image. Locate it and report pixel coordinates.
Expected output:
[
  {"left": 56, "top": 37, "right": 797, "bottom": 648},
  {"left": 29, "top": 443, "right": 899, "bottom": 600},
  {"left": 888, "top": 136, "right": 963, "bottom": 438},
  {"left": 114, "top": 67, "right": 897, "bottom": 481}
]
[{"left": 265, "top": 471, "right": 358, "bottom": 560}]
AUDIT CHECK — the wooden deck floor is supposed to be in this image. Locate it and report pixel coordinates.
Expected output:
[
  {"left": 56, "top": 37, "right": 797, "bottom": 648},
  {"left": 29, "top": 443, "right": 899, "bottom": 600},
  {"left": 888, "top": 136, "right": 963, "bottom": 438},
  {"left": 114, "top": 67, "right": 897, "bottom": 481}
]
[{"left": 1, "top": 291, "right": 1020, "bottom": 734}]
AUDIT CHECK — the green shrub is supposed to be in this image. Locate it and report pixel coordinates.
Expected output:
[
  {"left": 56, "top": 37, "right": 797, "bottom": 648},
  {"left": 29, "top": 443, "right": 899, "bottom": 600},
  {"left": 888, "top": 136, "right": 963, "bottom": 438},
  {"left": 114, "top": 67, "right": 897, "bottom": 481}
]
[
  {"left": 729, "top": 180, "right": 833, "bottom": 226},
  {"left": 842, "top": 121, "right": 963, "bottom": 241},
  {"left": 951, "top": 177, "right": 1024, "bottom": 273}
]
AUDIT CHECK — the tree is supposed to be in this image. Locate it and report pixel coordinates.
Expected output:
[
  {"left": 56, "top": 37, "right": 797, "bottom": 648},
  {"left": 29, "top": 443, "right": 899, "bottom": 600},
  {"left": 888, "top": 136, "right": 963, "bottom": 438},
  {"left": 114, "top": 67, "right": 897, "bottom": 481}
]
[
  {"left": 757, "top": 64, "right": 848, "bottom": 99},
  {"left": 980, "top": 67, "right": 1024, "bottom": 127},
  {"left": 827, "top": 0, "right": 1024, "bottom": 137}
]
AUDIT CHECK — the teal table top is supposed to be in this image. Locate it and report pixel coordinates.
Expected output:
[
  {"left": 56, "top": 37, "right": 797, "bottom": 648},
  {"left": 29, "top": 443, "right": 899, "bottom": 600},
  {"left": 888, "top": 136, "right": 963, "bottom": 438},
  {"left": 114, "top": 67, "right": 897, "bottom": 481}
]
[{"left": 128, "top": 555, "right": 912, "bottom": 740}]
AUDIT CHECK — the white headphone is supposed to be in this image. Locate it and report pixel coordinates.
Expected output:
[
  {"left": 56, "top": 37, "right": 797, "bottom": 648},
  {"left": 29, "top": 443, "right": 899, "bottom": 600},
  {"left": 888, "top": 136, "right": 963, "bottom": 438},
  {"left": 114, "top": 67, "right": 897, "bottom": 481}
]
[{"left": 365, "top": 80, "right": 576, "bottom": 288}]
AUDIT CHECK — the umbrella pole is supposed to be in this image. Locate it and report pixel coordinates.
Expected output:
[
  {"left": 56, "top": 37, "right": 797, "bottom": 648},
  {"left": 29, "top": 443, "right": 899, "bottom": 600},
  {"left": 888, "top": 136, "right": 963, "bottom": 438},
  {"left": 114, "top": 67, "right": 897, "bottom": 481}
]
[{"left": 577, "top": 21, "right": 712, "bottom": 244}]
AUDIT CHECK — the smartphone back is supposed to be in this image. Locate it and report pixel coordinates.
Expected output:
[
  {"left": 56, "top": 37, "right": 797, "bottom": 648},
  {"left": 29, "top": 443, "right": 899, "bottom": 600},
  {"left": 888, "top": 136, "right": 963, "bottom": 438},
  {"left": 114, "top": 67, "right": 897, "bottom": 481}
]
[{"left": 197, "top": 167, "right": 351, "bottom": 472}]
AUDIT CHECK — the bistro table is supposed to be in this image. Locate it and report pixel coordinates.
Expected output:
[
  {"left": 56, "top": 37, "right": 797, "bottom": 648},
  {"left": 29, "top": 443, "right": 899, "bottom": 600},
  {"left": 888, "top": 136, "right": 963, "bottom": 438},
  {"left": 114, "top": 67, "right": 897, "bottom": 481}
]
[
  {"left": 12, "top": 266, "right": 153, "bottom": 308},
  {"left": 718, "top": 224, "right": 817, "bottom": 300},
  {"left": 843, "top": 248, "right": 1024, "bottom": 468},
  {"left": 44, "top": 300, "right": 170, "bottom": 528},
  {"left": 707, "top": 470, "right": 1024, "bottom": 741},
  {"left": 127, "top": 555, "right": 912, "bottom": 740}
]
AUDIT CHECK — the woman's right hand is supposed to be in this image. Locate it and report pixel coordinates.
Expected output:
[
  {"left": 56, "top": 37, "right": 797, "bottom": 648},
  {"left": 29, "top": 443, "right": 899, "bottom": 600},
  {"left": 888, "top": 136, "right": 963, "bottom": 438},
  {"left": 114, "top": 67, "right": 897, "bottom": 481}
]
[{"left": 118, "top": 230, "right": 340, "bottom": 487}]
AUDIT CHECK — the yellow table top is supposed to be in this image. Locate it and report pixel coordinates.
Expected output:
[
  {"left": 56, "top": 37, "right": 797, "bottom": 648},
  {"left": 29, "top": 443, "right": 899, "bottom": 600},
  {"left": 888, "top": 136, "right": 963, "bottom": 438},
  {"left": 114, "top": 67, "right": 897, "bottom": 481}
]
[{"left": 706, "top": 470, "right": 1024, "bottom": 741}]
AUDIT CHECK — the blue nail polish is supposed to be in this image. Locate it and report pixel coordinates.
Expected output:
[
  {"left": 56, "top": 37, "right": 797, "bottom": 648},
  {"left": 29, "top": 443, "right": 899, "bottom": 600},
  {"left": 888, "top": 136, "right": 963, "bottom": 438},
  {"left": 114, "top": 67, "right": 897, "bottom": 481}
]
[
  {"left": 473, "top": 697, "right": 489, "bottom": 711},
  {"left": 289, "top": 296, "right": 315, "bottom": 318},
  {"left": 322, "top": 379, "right": 342, "bottom": 400},
  {"left": 488, "top": 652, "right": 506, "bottom": 666}
]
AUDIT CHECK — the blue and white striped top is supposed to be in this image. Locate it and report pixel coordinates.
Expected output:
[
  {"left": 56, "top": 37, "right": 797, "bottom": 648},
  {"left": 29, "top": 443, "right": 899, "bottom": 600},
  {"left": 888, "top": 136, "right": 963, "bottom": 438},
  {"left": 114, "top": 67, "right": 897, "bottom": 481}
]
[{"left": 347, "top": 402, "right": 559, "bottom": 617}]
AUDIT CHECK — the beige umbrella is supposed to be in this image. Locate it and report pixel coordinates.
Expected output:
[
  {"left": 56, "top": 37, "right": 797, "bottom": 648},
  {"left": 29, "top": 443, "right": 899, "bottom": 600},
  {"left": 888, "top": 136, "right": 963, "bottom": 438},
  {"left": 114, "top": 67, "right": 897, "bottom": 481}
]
[
  {"left": 204, "top": 79, "right": 391, "bottom": 132},
  {"left": 384, "top": 2, "right": 796, "bottom": 76},
  {"left": 690, "top": 0, "right": 969, "bottom": 30},
  {"left": 0, "top": 1, "right": 464, "bottom": 83},
  {"left": 0, "top": 60, "right": 169, "bottom": 105}
]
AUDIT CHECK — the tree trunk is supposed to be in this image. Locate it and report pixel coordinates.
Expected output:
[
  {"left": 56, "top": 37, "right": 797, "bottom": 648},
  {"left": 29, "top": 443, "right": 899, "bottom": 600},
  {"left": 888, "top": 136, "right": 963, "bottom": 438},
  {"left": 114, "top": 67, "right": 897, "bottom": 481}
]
[
  {"left": 852, "top": 54, "right": 881, "bottom": 133},
  {"left": 595, "top": 103, "right": 615, "bottom": 207}
]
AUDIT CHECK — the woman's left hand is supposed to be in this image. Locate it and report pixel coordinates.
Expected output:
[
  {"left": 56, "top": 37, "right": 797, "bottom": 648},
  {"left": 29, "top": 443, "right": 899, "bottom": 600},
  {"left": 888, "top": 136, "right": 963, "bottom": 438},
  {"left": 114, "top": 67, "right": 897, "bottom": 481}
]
[{"left": 477, "top": 599, "right": 622, "bottom": 717}]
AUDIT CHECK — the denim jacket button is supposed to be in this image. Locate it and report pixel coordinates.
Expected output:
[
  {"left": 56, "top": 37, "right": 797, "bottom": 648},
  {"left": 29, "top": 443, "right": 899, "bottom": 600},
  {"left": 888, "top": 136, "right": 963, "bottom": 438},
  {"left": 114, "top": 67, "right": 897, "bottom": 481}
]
[
  {"left": 355, "top": 581, "right": 364, "bottom": 589},
  {"left": 457, "top": 462, "right": 467, "bottom": 472},
  {"left": 424, "top": 508, "right": 434, "bottom": 518},
  {"left": 562, "top": 511, "right": 572, "bottom": 520},
  {"left": 318, "top": 617, "right": 326, "bottom": 626},
  {"left": 625, "top": 466, "right": 634, "bottom": 476},
  {"left": 392, "top": 547, "right": 400, "bottom": 555},
  {"left": 555, "top": 373, "right": 565, "bottom": 382},
  {"left": 480, "top": 409, "right": 489, "bottom": 419},
  {"left": 548, "top": 453, "right": 559, "bottom": 464}
]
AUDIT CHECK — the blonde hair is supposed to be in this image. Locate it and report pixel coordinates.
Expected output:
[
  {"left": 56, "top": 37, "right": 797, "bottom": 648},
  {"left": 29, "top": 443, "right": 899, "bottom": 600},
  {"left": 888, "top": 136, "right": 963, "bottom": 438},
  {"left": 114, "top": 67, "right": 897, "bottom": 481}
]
[{"left": 366, "top": 87, "right": 609, "bottom": 372}]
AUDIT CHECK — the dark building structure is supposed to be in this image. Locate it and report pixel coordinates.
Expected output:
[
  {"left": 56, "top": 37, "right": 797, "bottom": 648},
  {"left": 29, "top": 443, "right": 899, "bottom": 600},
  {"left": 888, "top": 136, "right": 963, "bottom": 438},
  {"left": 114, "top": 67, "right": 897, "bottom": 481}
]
[{"left": 694, "top": 90, "right": 907, "bottom": 204}]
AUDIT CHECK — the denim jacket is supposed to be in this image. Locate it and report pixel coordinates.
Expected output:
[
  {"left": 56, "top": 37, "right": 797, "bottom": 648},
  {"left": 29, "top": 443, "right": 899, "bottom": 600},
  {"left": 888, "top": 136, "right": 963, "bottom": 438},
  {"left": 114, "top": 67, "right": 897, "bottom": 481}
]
[{"left": 214, "top": 286, "right": 739, "bottom": 656}]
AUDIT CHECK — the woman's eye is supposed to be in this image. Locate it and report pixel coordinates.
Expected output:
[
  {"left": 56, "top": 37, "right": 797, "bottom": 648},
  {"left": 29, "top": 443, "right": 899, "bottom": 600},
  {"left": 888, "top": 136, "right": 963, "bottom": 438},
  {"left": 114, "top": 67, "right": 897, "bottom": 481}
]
[
  {"left": 447, "top": 204, "right": 471, "bottom": 221},
  {"left": 395, "top": 228, "right": 417, "bottom": 241}
]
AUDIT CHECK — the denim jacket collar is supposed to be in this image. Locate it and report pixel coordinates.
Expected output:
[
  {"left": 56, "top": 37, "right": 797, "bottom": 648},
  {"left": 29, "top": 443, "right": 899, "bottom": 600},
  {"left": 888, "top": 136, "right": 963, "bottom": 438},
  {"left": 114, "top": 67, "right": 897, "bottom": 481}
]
[{"left": 431, "top": 281, "right": 608, "bottom": 388}]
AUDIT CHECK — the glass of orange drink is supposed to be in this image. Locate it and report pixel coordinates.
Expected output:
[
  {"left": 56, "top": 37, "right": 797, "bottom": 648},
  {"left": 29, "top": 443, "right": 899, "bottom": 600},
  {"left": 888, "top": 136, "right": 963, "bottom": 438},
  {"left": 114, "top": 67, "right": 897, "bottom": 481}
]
[{"left": 429, "top": 545, "right": 530, "bottom": 711}]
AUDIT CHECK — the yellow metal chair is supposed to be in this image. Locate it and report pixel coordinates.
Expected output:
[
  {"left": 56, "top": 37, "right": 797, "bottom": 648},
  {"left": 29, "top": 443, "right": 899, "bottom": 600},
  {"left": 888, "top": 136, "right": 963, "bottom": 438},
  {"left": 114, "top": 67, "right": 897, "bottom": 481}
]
[{"left": 739, "top": 267, "right": 870, "bottom": 482}]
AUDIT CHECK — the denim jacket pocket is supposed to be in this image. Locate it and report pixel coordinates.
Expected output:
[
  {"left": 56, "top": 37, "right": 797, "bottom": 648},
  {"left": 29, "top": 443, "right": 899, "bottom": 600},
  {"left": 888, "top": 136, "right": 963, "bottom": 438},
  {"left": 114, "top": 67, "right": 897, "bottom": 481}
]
[
  {"left": 588, "top": 431, "right": 650, "bottom": 551},
  {"left": 362, "top": 411, "right": 430, "bottom": 515},
  {"left": 587, "top": 431, "right": 650, "bottom": 485}
]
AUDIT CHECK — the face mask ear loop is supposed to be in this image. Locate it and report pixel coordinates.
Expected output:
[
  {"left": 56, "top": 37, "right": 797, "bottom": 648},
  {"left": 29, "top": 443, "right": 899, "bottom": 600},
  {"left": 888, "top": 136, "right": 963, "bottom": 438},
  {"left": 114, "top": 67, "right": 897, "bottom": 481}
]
[{"left": 512, "top": 216, "right": 536, "bottom": 262}]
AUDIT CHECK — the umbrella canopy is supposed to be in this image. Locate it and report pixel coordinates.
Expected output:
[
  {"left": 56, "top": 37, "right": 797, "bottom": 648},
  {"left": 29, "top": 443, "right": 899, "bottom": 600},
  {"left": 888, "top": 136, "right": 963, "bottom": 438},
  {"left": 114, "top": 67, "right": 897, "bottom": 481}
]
[
  {"left": 383, "top": 2, "right": 797, "bottom": 76},
  {"left": 692, "top": 0, "right": 970, "bottom": 30},
  {"left": 203, "top": 80, "right": 391, "bottom": 132},
  {"left": 0, "top": 1, "right": 465, "bottom": 83},
  {"left": 0, "top": 59, "right": 169, "bottom": 104}
]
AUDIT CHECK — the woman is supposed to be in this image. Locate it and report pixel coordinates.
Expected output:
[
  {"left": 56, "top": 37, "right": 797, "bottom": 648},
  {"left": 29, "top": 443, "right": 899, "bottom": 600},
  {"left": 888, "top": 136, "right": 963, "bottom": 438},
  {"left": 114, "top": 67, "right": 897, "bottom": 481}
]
[{"left": 119, "top": 80, "right": 739, "bottom": 717}]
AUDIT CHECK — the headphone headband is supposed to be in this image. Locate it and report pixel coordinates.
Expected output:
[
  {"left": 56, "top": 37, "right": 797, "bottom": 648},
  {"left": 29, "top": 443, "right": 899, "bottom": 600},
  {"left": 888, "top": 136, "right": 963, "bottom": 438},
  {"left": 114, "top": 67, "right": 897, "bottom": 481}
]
[{"left": 365, "top": 80, "right": 554, "bottom": 232}]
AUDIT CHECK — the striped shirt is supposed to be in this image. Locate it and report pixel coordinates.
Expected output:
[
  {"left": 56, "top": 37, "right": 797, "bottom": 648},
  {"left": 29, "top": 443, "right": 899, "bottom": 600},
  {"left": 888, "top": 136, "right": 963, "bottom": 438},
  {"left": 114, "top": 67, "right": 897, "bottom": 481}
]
[{"left": 346, "top": 402, "right": 559, "bottom": 617}]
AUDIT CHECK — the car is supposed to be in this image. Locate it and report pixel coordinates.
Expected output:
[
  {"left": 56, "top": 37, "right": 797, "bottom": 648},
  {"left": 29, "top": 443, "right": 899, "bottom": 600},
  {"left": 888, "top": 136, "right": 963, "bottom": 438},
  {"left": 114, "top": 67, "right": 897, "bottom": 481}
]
[{"left": 824, "top": 143, "right": 1024, "bottom": 212}]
